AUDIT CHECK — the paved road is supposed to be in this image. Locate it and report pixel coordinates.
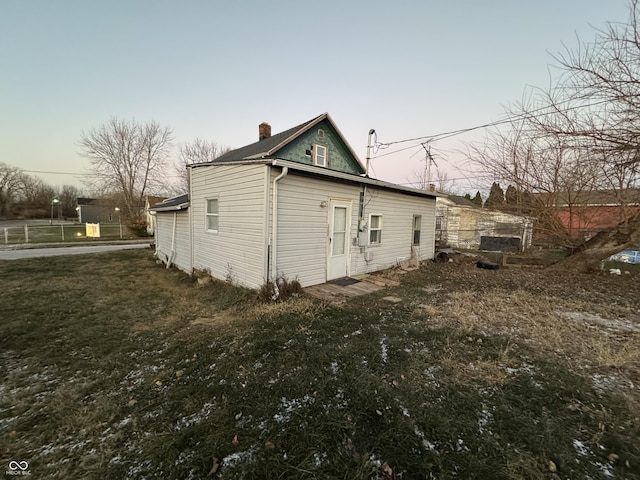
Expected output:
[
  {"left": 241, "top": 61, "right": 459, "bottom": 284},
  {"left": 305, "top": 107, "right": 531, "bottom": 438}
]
[{"left": 0, "top": 243, "right": 152, "bottom": 260}]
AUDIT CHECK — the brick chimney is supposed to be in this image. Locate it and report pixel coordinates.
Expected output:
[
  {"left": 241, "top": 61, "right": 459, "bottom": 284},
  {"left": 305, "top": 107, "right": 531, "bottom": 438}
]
[{"left": 259, "top": 122, "right": 271, "bottom": 141}]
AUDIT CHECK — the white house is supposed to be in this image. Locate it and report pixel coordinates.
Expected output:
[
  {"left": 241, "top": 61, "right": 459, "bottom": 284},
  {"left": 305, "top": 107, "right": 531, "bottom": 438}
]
[{"left": 152, "top": 113, "right": 438, "bottom": 288}]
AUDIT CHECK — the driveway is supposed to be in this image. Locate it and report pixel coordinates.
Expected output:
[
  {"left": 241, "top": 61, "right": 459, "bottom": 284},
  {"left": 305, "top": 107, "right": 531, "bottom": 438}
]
[{"left": 0, "top": 243, "right": 151, "bottom": 260}]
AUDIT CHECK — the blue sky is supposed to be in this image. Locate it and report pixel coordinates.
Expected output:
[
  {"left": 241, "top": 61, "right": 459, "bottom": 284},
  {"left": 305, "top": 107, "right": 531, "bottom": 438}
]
[{"left": 0, "top": 0, "right": 631, "bottom": 194}]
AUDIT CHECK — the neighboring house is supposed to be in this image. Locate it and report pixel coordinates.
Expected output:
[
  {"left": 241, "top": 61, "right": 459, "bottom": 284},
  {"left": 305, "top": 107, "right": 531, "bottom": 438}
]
[
  {"left": 76, "top": 198, "right": 120, "bottom": 224},
  {"left": 145, "top": 196, "right": 167, "bottom": 235},
  {"left": 554, "top": 189, "right": 640, "bottom": 241},
  {"left": 152, "top": 113, "right": 438, "bottom": 288},
  {"left": 436, "top": 195, "right": 532, "bottom": 252}
]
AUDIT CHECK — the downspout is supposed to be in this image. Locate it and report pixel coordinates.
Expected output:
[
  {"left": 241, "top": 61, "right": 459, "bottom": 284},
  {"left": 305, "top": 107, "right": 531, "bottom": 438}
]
[
  {"left": 189, "top": 165, "right": 194, "bottom": 274},
  {"left": 167, "top": 211, "right": 177, "bottom": 269},
  {"left": 270, "top": 165, "right": 289, "bottom": 282}
]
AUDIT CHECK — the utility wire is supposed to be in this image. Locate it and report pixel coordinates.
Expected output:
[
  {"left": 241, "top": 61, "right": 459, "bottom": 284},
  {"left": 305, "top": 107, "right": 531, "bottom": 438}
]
[{"left": 373, "top": 97, "right": 611, "bottom": 153}]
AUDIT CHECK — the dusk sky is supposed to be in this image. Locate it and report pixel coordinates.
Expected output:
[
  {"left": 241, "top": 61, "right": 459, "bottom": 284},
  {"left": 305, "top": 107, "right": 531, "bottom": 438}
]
[{"left": 0, "top": 1, "right": 631, "bottom": 195}]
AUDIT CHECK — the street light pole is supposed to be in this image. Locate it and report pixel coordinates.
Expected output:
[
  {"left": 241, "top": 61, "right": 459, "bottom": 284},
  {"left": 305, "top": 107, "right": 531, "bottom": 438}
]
[
  {"left": 115, "top": 207, "right": 122, "bottom": 238},
  {"left": 50, "top": 198, "right": 60, "bottom": 225}
]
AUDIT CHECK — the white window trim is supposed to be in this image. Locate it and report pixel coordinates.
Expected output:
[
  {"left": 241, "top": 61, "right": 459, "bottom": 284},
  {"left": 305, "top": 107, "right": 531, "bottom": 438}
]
[
  {"left": 313, "top": 144, "right": 327, "bottom": 167},
  {"left": 368, "top": 213, "right": 382, "bottom": 245},
  {"left": 206, "top": 197, "right": 219, "bottom": 233}
]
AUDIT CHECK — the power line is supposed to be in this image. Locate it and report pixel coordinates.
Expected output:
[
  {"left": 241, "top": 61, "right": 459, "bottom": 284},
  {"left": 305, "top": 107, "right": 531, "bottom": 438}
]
[
  {"left": 21, "top": 169, "right": 90, "bottom": 176},
  {"left": 373, "top": 97, "right": 611, "bottom": 153}
]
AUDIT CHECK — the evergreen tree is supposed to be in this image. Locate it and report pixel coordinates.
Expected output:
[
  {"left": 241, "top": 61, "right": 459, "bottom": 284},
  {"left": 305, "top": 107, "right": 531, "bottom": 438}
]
[
  {"left": 464, "top": 193, "right": 472, "bottom": 201},
  {"left": 484, "top": 182, "right": 505, "bottom": 208},
  {"left": 505, "top": 185, "right": 518, "bottom": 205},
  {"left": 472, "top": 191, "right": 483, "bottom": 206}
]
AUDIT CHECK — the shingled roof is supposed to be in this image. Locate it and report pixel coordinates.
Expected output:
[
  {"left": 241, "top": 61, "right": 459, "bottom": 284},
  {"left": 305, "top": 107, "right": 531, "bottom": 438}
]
[
  {"left": 150, "top": 193, "right": 190, "bottom": 211},
  {"left": 202, "top": 113, "right": 363, "bottom": 173}
]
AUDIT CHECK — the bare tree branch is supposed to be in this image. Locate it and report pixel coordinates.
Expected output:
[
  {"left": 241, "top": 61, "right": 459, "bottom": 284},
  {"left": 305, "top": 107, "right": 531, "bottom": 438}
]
[{"left": 79, "top": 117, "right": 173, "bottom": 223}]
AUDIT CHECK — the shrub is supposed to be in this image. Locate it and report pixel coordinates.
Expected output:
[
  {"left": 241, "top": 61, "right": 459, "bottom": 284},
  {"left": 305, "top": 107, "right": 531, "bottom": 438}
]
[{"left": 257, "top": 274, "right": 303, "bottom": 303}]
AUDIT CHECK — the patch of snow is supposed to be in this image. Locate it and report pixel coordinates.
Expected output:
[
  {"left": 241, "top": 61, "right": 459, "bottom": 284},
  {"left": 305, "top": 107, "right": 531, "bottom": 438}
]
[
  {"left": 478, "top": 404, "right": 494, "bottom": 435},
  {"left": 455, "top": 438, "right": 470, "bottom": 453},
  {"left": 330, "top": 361, "right": 339, "bottom": 375},
  {"left": 592, "top": 373, "right": 635, "bottom": 396},
  {"left": 594, "top": 461, "right": 615, "bottom": 478},
  {"left": 333, "top": 387, "right": 348, "bottom": 410},
  {"left": 127, "top": 459, "right": 153, "bottom": 477},
  {"left": 116, "top": 417, "right": 132, "bottom": 428},
  {"left": 557, "top": 311, "right": 640, "bottom": 333},
  {"left": 573, "top": 439, "right": 591, "bottom": 457},
  {"left": 175, "top": 402, "right": 214, "bottom": 431},
  {"left": 273, "top": 395, "right": 315, "bottom": 424},
  {"left": 221, "top": 446, "right": 258, "bottom": 470},
  {"left": 313, "top": 451, "right": 328, "bottom": 467},
  {"left": 380, "top": 335, "right": 388, "bottom": 364}
]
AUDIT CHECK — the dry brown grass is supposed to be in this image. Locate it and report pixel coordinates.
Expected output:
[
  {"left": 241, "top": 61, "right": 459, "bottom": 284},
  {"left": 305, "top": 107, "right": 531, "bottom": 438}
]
[{"left": 424, "top": 287, "right": 640, "bottom": 371}]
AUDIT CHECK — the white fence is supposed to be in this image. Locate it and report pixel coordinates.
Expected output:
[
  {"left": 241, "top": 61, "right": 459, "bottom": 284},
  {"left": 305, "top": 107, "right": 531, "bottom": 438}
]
[{"left": 1, "top": 223, "right": 127, "bottom": 245}]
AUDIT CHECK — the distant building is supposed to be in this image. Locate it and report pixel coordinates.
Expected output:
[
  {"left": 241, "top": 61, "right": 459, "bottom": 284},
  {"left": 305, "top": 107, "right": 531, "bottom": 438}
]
[
  {"left": 436, "top": 194, "right": 533, "bottom": 252},
  {"left": 554, "top": 188, "right": 640, "bottom": 241},
  {"left": 145, "top": 196, "right": 167, "bottom": 235},
  {"left": 75, "top": 198, "right": 119, "bottom": 224}
]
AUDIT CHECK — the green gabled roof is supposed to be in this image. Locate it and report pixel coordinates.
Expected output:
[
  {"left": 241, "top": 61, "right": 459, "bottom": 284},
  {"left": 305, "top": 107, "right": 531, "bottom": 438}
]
[{"left": 200, "top": 113, "right": 365, "bottom": 174}]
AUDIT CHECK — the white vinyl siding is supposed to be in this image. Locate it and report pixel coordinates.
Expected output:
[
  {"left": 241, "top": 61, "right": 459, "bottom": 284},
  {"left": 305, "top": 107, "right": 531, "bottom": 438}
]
[
  {"left": 275, "top": 172, "right": 358, "bottom": 287},
  {"left": 190, "top": 164, "right": 268, "bottom": 288},
  {"left": 274, "top": 169, "right": 436, "bottom": 286},
  {"left": 155, "top": 210, "right": 191, "bottom": 273},
  {"left": 351, "top": 188, "right": 436, "bottom": 275}
]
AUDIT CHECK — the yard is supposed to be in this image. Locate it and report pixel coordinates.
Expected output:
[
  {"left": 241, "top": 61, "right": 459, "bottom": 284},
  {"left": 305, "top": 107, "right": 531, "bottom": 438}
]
[{"left": 1, "top": 250, "right": 638, "bottom": 479}]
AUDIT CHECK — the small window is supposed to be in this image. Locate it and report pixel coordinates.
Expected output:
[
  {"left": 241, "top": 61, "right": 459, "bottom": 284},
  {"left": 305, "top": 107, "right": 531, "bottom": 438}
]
[
  {"left": 206, "top": 198, "right": 219, "bottom": 232},
  {"left": 313, "top": 144, "right": 327, "bottom": 167},
  {"left": 412, "top": 215, "right": 421, "bottom": 245},
  {"left": 318, "top": 129, "right": 325, "bottom": 137},
  {"left": 369, "top": 214, "right": 382, "bottom": 244},
  {"left": 435, "top": 215, "right": 444, "bottom": 230}
]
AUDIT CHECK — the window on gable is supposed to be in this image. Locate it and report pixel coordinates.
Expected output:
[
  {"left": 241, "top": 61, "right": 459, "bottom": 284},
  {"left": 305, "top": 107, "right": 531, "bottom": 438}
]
[
  {"left": 412, "top": 215, "right": 421, "bottom": 245},
  {"left": 313, "top": 144, "right": 327, "bottom": 167},
  {"left": 206, "top": 198, "right": 219, "bottom": 232},
  {"left": 369, "top": 214, "right": 382, "bottom": 244}
]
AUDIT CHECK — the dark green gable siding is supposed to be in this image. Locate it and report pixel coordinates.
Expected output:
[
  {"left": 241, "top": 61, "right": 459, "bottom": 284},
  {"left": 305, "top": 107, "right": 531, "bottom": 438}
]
[{"left": 275, "top": 120, "right": 363, "bottom": 175}]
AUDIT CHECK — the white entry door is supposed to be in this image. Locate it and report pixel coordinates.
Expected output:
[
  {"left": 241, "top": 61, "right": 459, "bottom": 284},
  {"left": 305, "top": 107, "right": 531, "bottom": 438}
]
[{"left": 327, "top": 201, "right": 351, "bottom": 280}]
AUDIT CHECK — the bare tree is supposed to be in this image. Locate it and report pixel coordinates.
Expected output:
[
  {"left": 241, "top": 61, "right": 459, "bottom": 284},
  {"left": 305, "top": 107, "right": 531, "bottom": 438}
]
[
  {"left": 407, "top": 165, "right": 455, "bottom": 193},
  {"left": 0, "top": 162, "right": 26, "bottom": 217},
  {"left": 173, "top": 138, "right": 230, "bottom": 193},
  {"left": 58, "top": 184, "right": 84, "bottom": 218},
  {"left": 79, "top": 117, "right": 173, "bottom": 223}
]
